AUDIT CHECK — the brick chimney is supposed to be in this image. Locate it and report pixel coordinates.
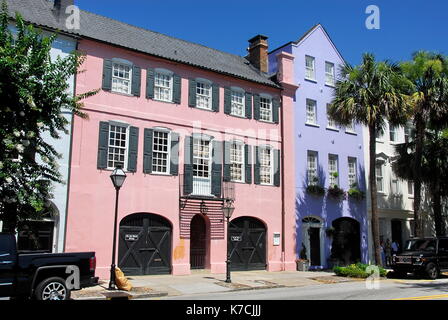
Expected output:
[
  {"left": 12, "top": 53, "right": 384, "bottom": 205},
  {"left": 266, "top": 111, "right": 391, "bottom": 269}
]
[
  {"left": 247, "top": 35, "right": 269, "bottom": 73},
  {"left": 53, "top": 0, "right": 74, "bottom": 17}
]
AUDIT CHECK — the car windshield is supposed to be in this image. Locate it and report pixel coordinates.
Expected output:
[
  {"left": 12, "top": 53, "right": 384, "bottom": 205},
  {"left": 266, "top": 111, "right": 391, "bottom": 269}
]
[{"left": 404, "top": 239, "right": 436, "bottom": 252}]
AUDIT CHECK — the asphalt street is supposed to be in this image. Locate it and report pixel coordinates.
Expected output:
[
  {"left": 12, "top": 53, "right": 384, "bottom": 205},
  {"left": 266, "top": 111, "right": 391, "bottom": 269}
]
[{"left": 156, "top": 277, "right": 448, "bottom": 300}]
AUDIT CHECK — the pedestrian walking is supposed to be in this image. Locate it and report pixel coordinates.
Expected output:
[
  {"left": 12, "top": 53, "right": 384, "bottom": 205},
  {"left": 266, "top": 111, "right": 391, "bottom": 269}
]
[{"left": 385, "top": 239, "right": 392, "bottom": 266}]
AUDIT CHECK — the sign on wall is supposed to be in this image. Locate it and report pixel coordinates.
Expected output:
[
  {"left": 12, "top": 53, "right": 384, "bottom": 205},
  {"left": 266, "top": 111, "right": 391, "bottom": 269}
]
[{"left": 273, "top": 233, "right": 281, "bottom": 246}]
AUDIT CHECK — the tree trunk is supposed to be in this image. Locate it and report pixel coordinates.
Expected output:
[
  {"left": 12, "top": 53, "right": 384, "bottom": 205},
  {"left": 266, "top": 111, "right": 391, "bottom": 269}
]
[
  {"left": 369, "top": 125, "right": 382, "bottom": 266},
  {"left": 413, "top": 116, "right": 424, "bottom": 237},
  {"left": 432, "top": 181, "right": 444, "bottom": 237}
]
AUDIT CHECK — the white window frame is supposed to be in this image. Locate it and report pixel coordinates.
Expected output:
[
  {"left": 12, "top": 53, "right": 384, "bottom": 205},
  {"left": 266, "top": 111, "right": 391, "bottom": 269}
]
[
  {"left": 345, "top": 121, "right": 356, "bottom": 134},
  {"left": 407, "top": 180, "right": 414, "bottom": 197},
  {"left": 325, "top": 61, "right": 335, "bottom": 87},
  {"left": 107, "top": 121, "right": 130, "bottom": 171},
  {"left": 230, "top": 87, "right": 246, "bottom": 118},
  {"left": 111, "top": 59, "right": 133, "bottom": 95},
  {"left": 230, "top": 140, "right": 245, "bottom": 183},
  {"left": 305, "top": 55, "right": 316, "bottom": 81},
  {"left": 376, "top": 163, "right": 384, "bottom": 193},
  {"left": 389, "top": 125, "right": 398, "bottom": 143},
  {"left": 259, "top": 94, "right": 273, "bottom": 122},
  {"left": 195, "top": 78, "right": 213, "bottom": 110},
  {"left": 154, "top": 68, "right": 174, "bottom": 103},
  {"left": 259, "top": 145, "right": 274, "bottom": 186},
  {"left": 348, "top": 157, "right": 357, "bottom": 187},
  {"left": 151, "top": 128, "right": 171, "bottom": 175},
  {"left": 391, "top": 177, "right": 400, "bottom": 195},
  {"left": 306, "top": 99, "right": 317, "bottom": 125},
  {"left": 193, "top": 138, "right": 212, "bottom": 180},
  {"left": 326, "top": 104, "right": 337, "bottom": 130},
  {"left": 307, "top": 151, "right": 318, "bottom": 185},
  {"left": 328, "top": 154, "right": 339, "bottom": 187}
]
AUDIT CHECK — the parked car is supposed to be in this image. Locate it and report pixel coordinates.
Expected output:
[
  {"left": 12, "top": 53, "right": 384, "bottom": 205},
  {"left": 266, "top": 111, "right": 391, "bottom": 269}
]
[
  {"left": 0, "top": 233, "right": 98, "bottom": 300},
  {"left": 391, "top": 237, "right": 448, "bottom": 279}
]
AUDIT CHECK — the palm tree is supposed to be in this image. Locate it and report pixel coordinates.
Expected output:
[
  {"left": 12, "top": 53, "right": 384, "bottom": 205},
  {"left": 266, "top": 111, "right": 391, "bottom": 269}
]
[
  {"left": 400, "top": 52, "right": 448, "bottom": 237},
  {"left": 328, "top": 53, "right": 410, "bottom": 266}
]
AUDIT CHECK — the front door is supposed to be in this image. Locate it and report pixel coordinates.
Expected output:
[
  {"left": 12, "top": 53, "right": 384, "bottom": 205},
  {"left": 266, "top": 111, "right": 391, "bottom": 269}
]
[
  {"left": 391, "top": 220, "right": 403, "bottom": 253},
  {"left": 0, "top": 235, "right": 17, "bottom": 297},
  {"left": 228, "top": 217, "right": 266, "bottom": 271},
  {"left": 190, "top": 215, "right": 207, "bottom": 269},
  {"left": 192, "top": 138, "right": 212, "bottom": 196},
  {"left": 309, "top": 227, "right": 321, "bottom": 266},
  {"left": 118, "top": 214, "right": 172, "bottom": 275}
]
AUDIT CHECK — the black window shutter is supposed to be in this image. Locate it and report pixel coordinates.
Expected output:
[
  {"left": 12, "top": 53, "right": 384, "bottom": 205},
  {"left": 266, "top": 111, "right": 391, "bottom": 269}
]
[
  {"left": 188, "top": 79, "right": 197, "bottom": 107},
  {"left": 274, "top": 149, "right": 281, "bottom": 187},
  {"left": 211, "top": 140, "right": 223, "bottom": 197},
  {"left": 273, "top": 97, "right": 280, "bottom": 124},
  {"left": 131, "top": 66, "right": 141, "bottom": 97},
  {"left": 253, "top": 94, "right": 261, "bottom": 120},
  {"left": 146, "top": 68, "right": 155, "bottom": 99},
  {"left": 183, "top": 136, "right": 193, "bottom": 195},
  {"left": 245, "top": 92, "right": 252, "bottom": 119},
  {"left": 97, "top": 121, "right": 109, "bottom": 169},
  {"left": 224, "top": 87, "right": 231, "bottom": 115},
  {"left": 102, "top": 59, "right": 113, "bottom": 91},
  {"left": 143, "top": 128, "right": 153, "bottom": 174},
  {"left": 212, "top": 83, "right": 220, "bottom": 112},
  {"left": 127, "top": 126, "right": 139, "bottom": 172},
  {"left": 245, "top": 144, "right": 252, "bottom": 184},
  {"left": 254, "top": 146, "right": 261, "bottom": 185},
  {"left": 223, "top": 141, "right": 231, "bottom": 182},
  {"left": 173, "top": 74, "right": 182, "bottom": 104},
  {"left": 170, "top": 132, "right": 180, "bottom": 176}
]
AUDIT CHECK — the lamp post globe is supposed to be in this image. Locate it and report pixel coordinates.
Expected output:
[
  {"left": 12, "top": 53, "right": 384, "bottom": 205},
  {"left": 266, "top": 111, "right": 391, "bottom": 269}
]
[{"left": 109, "top": 167, "right": 127, "bottom": 290}]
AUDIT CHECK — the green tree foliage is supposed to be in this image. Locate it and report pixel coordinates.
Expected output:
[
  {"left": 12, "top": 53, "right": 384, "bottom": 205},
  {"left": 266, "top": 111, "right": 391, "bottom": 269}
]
[
  {"left": 328, "top": 53, "right": 411, "bottom": 266},
  {"left": 400, "top": 51, "right": 448, "bottom": 237},
  {"left": 0, "top": 2, "right": 97, "bottom": 232}
]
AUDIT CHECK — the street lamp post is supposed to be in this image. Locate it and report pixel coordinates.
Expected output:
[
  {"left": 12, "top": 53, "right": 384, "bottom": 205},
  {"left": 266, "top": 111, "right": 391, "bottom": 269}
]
[
  {"left": 109, "top": 167, "right": 127, "bottom": 290},
  {"left": 222, "top": 200, "right": 235, "bottom": 283}
]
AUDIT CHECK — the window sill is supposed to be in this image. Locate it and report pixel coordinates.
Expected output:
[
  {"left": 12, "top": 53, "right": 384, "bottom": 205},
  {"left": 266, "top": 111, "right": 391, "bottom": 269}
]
[
  {"left": 326, "top": 126, "right": 339, "bottom": 132},
  {"left": 376, "top": 139, "right": 384, "bottom": 143},
  {"left": 228, "top": 113, "right": 247, "bottom": 119},
  {"left": 325, "top": 83, "right": 336, "bottom": 88},
  {"left": 153, "top": 98, "right": 176, "bottom": 104},
  {"left": 305, "top": 122, "right": 320, "bottom": 128},
  {"left": 345, "top": 131, "right": 357, "bottom": 136},
  {"left": 195, "top": 106, "right": 215, "bottom": 112},
  {"left": 108, "top": 90, "right": 136, "bottom": 98},
  {"left": 377, "top": 192, "right": 387, "bottom": 196},
  {"left": 304, "top": 78, "right": 317, "bottom": 84},
  {"left": 258, "top": 119, "right": 275, "bottom": 124},
  {"left": 148, "top": 172, "right": 172, "bottom": 176}
]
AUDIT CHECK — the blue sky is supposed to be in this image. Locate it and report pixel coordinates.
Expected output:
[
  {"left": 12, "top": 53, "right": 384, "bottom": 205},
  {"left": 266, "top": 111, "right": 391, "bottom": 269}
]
[{"left": 76, "top": 0, "right": 447, "bottom": 65}]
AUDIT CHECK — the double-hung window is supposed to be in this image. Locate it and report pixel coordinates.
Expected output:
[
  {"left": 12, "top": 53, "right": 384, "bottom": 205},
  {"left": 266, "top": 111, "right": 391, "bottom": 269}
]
[
  {"left": 230, "top": 141, "right": 245, "bottom": 182},
  {"left": 231, "top": 89, "right": 245, "bottom": 117},
  {"left": 154, "top": 70, "right": 173, "bottom": 102},
  {"left": 260, "top": 146, "right": 273, "bottom": 185},
  {"left": 305, "top": 55, "right": 316, "bottom": 81},
  {"left": 307, "top": 151, "right": 318, "bottom": 185},
  {"left": 325, "top": 62, "right": 335, "bottom": 86},
  {"left": 260, "top": 95, "right": 273, "bottom": 122},
  {"left": 327, "top": 104, "right": 337, "bottom": 129},
  {"left": 196, "top": 80, "right": 212, "bottom": 110},
  {"left": 306, "top": 99, "right": 317, "bottom": 125},
  {"left": 346, "top": 121, "right": 356, "bottom": 133},
  {"left": 193, "top": 138, "right": 211, "bottom": 179},
  {"left": 348, "top": 157, "right": 357, "bottom": 187},
  {"left": 112, "top": 62, "right": 132, "bottom": 95},
  {"left": 107, "top": 124, "right": 128, "bottom": 170},
  {"left": 152, "top": 130, "right": 170, "bottom": 174},
  {"left": 376, "top": 163, "right": 384, "bottom": 192},
  {"left": 391, "top": 178, "right": 400, "bottom": 195},
  {"left": 408, "top": 181, "right": 414, "bottom": 196},
  {"left": 328, "top": 155, "right": 339, "bottom": 187},
  {"left": 389, "top": 125, "right": 398, "bottom": 142}
]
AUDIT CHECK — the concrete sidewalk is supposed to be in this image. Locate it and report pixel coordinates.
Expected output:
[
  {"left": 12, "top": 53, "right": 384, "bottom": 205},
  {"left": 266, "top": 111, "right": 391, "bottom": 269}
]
[{"left": 71, "top": 270, "right": 358, "bottom": 300}]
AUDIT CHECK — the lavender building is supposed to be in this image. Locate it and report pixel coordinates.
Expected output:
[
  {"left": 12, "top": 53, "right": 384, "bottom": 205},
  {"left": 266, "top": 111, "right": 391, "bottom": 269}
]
[{"left": 269, "top": 24, "right": 368, "bottom": 268}]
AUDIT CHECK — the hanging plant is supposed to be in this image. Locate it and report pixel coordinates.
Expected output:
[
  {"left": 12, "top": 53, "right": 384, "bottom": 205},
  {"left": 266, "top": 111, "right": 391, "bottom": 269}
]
[
  {"left": 306, "top": 177, "right": 325, "bottom": 196},
  {"left": 327, "top": 184, "right": 346, "bottom": 200},
  {"left": 347, "top": 183, "right": 366, "bottom": 201}
]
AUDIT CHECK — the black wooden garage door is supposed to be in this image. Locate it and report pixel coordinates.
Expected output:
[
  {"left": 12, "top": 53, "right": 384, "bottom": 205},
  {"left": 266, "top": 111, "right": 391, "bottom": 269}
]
[
  {"left": 228, "top": 217, "right": 266, "bottom": 271},
  {"left": 118, "top": 213, "right": 172, "bottom": 275}
]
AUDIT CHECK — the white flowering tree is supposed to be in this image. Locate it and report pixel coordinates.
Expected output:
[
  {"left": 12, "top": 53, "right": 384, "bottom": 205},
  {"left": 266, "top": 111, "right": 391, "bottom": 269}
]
[{"left": 0, "top": 3, "right": 97, "bottom": 233}]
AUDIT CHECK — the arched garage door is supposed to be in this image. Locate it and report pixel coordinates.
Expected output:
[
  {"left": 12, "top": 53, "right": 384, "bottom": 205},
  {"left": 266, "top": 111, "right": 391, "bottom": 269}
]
[
  {"left": 228, "top": 217, "right": 266, "bottom": 271},
  {"left": 118, "top": 213, "right": 172, "bottom": 275}
]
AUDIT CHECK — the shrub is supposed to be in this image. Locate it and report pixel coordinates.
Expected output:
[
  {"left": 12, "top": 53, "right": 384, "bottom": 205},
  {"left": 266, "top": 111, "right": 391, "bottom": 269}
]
[
  {"left": 306, "top": 183, "right": 325, "bottom": 196},
  {"left": 333, "top": 263, "right": 387, "bottom": 278},
  {"left": 327, "top": 185, "right": 346, "bottom": 200},
  {"left": 347, "top": 183, "right": 366, "bottom": 201}
]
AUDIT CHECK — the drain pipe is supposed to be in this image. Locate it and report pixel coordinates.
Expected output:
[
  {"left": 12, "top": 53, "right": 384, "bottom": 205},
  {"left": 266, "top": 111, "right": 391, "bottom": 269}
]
[{"left": 280, "top": 94, "right": 286, "bottom": 271}]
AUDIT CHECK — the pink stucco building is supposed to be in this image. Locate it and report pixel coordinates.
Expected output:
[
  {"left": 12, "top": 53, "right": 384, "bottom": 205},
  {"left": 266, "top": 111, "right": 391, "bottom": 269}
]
[{"left": 63, "top": 11, "right": 297, "bottom": 279}]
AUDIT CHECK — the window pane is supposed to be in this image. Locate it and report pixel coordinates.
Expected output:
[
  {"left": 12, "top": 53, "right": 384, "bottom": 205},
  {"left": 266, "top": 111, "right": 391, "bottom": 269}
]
[
  {"left": 305, "top": 56, "right": 315, "bottom": 80},
  {"left": 231, "top": 91, "right": 245, "bottom": 117},
  {"left": 152, "top": 131, "right": 170, "bottom": 173},
  {"left": 260, "top": 97, "right": 272, "bottom": 122},
  {"left": 230, "top": 142, "right": 244, "bottom": 182},
  {"left": 307, "top": 152, "right": 318, "bottom": 185},
  {"left": 196, "top": 81, "right": 212, "bottom": 110},
  {"left": 306, "top": 99, "right": 317, "bottom": 124},
  {"left": 107, "top": 125, "right": 127, "bottom": 169},
  {"left": 155, "top": 72, "right": 173, "bottom": 102},
  {"left": 112, "top": 63, "right": 132, "bottom": 94},
  {"left": 325, "top": 62, "right": 335, "bottom": 86},
  {"left": 260, "top": 147, "right": 272, "bottom": 184}
]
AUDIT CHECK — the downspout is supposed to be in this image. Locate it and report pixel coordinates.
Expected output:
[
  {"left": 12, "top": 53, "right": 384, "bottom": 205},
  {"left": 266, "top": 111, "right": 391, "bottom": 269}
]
[{"left": 280, "top": 93, "right": 286, "bottom": 271}]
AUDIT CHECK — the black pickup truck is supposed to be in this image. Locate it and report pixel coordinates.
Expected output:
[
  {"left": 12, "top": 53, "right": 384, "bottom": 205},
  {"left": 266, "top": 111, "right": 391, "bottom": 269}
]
[
  {"left": 391, "top": 237, "right": 448, "bottom": 279},
  {"left": 0, "top": 233, "right": 98, "bottom": 300}
]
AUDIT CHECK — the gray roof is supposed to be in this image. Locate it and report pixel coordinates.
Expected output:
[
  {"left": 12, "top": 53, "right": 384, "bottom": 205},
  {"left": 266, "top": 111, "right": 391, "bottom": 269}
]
[{"left": 5, "top": 0, "right": 279, "bottom": 88}]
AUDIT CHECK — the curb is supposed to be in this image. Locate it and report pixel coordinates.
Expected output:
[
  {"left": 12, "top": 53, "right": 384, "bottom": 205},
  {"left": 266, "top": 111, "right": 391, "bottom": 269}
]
[{"left": 72, "top": 290, "right": 168, "bottom": 300}]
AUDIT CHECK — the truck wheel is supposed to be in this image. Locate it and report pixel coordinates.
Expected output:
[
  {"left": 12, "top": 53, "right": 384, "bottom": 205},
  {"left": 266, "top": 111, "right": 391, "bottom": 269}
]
[
  {"left": 35, "top": 277, "right": 71, "bottom": 301},
  {"left": 425, "top": 263, "right": 439, "bottom": 280}
]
